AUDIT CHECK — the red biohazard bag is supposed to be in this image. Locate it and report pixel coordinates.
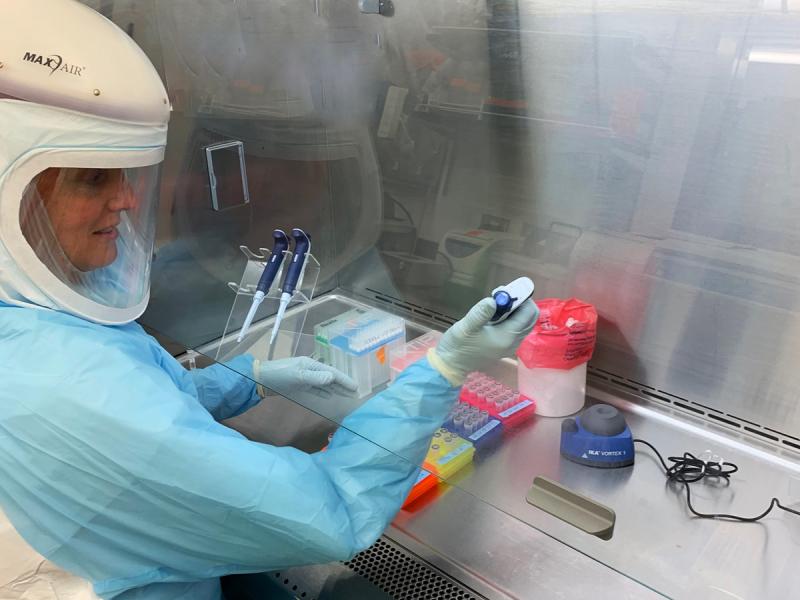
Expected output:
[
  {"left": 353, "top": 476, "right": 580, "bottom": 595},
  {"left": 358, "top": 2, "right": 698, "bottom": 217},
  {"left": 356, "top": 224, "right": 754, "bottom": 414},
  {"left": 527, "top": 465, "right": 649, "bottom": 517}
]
[{"left": 517, "top": 298, "right": 598, "bottom": 370}]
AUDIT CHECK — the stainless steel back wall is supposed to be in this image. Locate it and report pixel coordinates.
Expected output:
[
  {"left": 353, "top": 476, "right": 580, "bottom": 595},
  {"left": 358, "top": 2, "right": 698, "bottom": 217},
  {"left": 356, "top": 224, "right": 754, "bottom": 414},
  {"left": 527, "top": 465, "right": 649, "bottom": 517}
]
[
  {"left": 95, "top": 1, "right": 800, "bottom": 439},
  {"left": 336, "top": 0, "right": 800, "bottom": 440},
  {"left": 96, "top": 0, "right": 387, "bottom": 348}
]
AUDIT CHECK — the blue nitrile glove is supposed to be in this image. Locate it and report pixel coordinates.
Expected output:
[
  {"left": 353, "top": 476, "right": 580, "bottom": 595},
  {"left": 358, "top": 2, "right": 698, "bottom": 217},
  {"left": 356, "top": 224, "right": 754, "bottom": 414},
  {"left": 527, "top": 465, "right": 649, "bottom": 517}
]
[
  {"left": 428, "top": 297, "right": 539, "bottom": 386},
  {"left": 253, "top": 356, "right": 358, "bottom": 398}
]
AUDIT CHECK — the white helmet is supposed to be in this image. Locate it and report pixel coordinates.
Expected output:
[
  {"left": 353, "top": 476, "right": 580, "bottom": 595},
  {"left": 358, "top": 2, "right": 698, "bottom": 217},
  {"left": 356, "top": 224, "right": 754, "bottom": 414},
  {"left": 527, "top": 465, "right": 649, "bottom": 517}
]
[{"left": 0, "top": 0, "right": 169, "bottom": 325}]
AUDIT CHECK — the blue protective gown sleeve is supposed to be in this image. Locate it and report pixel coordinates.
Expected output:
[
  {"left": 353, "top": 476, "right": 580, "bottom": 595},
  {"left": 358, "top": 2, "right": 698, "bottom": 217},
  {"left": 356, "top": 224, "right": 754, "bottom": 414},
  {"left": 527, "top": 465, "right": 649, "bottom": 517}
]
[
  {"left": 184, "top": 355, "right": 261, "bottom": 420},
  {"left": 0, "top": 306, "right": 458, "bottom": 599}
]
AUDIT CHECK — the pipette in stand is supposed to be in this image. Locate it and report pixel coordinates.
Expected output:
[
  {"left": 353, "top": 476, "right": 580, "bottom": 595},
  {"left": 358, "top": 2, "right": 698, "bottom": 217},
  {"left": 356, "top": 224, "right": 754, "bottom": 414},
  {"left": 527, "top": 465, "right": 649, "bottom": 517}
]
[
  {"left": 269, "top": 228, "right": 311, "bottom": 346},
  {"left": 237, "top": 229, "right": 289, "bottom": 343}
]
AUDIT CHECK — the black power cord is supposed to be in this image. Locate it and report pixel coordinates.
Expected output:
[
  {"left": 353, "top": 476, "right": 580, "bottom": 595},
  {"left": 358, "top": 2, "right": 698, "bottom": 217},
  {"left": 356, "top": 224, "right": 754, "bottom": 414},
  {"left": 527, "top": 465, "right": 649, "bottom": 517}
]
[{"left": 634, "top": 439, "right": 800, "bottom": 522}]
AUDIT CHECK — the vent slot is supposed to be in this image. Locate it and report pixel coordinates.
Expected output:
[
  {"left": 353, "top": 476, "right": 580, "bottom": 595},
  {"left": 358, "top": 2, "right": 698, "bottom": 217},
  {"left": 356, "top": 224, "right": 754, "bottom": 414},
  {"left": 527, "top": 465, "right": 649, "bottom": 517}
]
[
  {"left": 673, "top": 401, "right": 704, "bottom": 415},
  {"left": 365, "top": 289, "right": 457, "bottom": 327},
  {"left": 641, "top": 390, "right": 673, "bottom": 403},
  {"left": 707, "top": 413, "right": 742, "bottom": 428},
  {"left": 743, "top": 427, "right": 780, "bottom": 442}
]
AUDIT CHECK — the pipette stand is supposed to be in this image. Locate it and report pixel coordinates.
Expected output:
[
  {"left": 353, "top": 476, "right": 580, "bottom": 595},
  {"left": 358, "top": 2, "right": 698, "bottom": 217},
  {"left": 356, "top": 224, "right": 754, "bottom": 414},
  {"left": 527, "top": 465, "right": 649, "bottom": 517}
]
[{"left": 215, "top": 245, "right": 320, "bottom": 362}]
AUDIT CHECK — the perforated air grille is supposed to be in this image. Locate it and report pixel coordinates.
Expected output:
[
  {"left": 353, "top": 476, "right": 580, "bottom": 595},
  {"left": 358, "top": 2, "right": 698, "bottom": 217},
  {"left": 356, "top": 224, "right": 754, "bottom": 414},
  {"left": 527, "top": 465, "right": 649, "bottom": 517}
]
[{"left": 344, "top": 538, "right": 483, "bottom": 600}]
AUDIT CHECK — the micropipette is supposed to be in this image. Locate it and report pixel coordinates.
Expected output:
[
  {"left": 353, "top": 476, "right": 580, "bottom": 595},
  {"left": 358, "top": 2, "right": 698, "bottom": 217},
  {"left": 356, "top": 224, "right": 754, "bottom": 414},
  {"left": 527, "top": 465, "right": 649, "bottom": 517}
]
[
  {"left": 269, "top": 228, "right": 311, "bottom": 346},
  {"left": 237, "top": 229, "right": 290, "bottom": 343},
  {"left": 490, "top": 276, "right": 535, "bottom": 324}
]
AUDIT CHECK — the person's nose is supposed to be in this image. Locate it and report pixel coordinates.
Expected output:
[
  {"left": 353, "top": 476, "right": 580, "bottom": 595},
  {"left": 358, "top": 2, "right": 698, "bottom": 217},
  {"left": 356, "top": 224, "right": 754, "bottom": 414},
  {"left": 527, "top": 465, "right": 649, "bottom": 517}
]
[{"left": 107, "top": 178, "right": 139, "bottom": 212}]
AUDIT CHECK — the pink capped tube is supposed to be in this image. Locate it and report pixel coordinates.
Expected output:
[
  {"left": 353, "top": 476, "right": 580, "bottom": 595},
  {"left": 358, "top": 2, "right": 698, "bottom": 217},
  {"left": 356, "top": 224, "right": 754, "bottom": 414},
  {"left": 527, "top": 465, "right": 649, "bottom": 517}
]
[
  {"left": 467, "top": 385, "right": 483, "bottom": 407},
  {"left": 466, "top": 381, "right": 483, "bottom": 403},
  {"left": 483, "top": 384, "right": 501, "bottom": 398},
  {"left": 484, "top": 392, "right": 500, "bottom": 413},
  {"left": 479, "top": 388, "right": 496, "bottom": 410}
]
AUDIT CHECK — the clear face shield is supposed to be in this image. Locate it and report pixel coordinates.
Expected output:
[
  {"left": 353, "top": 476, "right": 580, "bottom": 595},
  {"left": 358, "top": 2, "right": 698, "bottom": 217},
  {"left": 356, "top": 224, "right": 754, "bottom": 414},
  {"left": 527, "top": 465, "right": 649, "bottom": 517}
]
[{"left": 18, "top": 165, "right": 160, "bottom": 310}]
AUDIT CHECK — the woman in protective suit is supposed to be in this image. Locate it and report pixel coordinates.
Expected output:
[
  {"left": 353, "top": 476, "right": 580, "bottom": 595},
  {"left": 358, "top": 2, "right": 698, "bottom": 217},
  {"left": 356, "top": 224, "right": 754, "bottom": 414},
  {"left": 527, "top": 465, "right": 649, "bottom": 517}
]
[{"left": 0, "top": 2, "right": 538, "bottom": 599}]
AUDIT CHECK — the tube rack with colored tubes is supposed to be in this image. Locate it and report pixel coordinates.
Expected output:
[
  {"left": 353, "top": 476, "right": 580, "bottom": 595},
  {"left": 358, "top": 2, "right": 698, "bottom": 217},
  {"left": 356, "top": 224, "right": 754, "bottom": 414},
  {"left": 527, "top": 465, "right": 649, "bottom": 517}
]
[
  {"left": 402, "top": 432, "right": 475, "bottom": 509},
  {"left": 443, "top": 402, "right": 503, "bottom": 448},
  {"left": 422, "top": 428, "right": 475, "bottom": 480},
  {"left": 402, "top": 372, "right": 536, "bottom": 509},
  {"left": 403, "top": 468, "right": 438, "bottom": 506},
  {"left": 459, "top": 372, "right": 536, "bottom": 427}
]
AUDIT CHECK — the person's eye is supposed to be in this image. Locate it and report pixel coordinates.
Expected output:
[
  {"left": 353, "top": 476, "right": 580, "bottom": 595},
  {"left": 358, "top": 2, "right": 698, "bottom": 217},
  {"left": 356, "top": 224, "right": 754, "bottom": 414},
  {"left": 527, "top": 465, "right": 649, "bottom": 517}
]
[{"left": 82, "top": 170, "right": 107, "bottom": 186}]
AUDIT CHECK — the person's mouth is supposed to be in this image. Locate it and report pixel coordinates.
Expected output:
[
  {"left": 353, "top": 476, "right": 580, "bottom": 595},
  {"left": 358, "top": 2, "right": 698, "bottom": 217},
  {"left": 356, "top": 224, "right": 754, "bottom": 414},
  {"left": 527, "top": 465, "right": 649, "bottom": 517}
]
[{"left": 93, "top": 225, "right": 119, "bottom": 240}]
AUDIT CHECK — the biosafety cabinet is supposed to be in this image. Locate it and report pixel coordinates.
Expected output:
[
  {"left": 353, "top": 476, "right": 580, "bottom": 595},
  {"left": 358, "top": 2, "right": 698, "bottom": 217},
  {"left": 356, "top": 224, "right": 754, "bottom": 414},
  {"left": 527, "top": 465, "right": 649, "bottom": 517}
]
[{"left": 90, "top": 1, "right": 800, "bottom": 598}]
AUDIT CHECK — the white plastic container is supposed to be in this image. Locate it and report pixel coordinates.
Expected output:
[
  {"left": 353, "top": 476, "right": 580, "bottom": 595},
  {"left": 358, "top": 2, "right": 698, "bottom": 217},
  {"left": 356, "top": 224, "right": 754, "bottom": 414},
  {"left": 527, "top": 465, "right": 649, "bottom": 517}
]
[
  {"left": 515, "top": 298, "right": 597, "bottom": 417},
  {"left": 517, "top": 362, "right": 587, "bottom": 417}
]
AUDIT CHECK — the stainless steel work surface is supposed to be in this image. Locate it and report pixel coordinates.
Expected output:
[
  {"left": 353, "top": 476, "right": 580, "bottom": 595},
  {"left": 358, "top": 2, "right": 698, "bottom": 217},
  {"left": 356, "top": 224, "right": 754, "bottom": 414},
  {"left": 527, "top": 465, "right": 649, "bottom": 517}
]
[
  {"left": 193, "top": 293, "right": 800, "bottom": 599},
  {"left": 392, "top": 381, "right": 800, "bottom": 600}
]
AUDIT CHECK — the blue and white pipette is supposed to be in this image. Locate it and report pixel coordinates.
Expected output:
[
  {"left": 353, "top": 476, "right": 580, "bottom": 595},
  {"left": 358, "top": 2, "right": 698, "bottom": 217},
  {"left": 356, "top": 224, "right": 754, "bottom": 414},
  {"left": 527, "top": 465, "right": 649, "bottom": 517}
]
[
  {"left": 237, "top": 229, "right": 289, "bottom": 343},
  {"left": 269, "top": 228, "right": 311, "bottom": 346},
  {"left": 490, "top": 276, "right": 535, "bottom": 324}
]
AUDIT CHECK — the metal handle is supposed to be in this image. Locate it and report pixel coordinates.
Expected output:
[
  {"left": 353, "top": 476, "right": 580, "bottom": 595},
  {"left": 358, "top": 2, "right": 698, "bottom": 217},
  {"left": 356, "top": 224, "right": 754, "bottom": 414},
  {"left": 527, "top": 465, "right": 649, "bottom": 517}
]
[{"left": 527, "top": 476, "right": 616, "bottom": 540}]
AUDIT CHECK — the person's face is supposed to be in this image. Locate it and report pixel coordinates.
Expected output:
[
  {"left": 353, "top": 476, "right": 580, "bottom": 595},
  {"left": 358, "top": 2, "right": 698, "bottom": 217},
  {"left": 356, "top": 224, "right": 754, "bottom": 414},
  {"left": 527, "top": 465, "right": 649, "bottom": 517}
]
[{"left": 36, "top": 167, "right": 137, "bottom": 272}]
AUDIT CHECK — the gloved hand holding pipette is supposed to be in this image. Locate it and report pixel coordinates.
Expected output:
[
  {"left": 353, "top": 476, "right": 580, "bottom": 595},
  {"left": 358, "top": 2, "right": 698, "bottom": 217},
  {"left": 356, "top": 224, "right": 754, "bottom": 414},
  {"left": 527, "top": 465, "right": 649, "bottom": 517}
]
[{"left": 428, "top": 295, "right": 539, "bottom": 386}]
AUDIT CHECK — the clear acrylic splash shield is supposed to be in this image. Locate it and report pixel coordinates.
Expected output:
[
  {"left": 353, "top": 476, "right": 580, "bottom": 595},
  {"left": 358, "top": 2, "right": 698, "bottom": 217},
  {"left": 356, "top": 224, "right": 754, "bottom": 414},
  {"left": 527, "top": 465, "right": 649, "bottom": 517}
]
[{"left": 214, "top": 245, "right": 320, "bottom": 362}]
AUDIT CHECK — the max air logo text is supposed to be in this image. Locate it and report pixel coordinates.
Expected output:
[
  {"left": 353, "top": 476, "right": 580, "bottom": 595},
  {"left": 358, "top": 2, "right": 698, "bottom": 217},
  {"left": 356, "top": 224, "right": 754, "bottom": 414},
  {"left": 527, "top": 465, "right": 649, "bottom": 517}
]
[{"left": 23, "top": 52, "right": 84, "bottom": 77}]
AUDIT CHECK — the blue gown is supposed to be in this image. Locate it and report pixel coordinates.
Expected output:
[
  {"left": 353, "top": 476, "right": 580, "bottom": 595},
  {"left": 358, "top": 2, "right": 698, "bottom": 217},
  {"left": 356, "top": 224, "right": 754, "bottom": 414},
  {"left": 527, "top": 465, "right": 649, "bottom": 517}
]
[{"left": 0, "top": 302, "right": 457, "bottom": 599}]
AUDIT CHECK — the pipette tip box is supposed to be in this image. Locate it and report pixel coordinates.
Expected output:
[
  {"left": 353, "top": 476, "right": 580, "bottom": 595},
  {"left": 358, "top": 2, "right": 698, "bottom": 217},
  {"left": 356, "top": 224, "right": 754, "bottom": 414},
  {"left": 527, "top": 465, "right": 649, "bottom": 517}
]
[
  {"left": 316, "top": 307, "right": 406, "bottom": 398},
  {"left": 423, "top": 428, "right": 475, "bottom": 481}
]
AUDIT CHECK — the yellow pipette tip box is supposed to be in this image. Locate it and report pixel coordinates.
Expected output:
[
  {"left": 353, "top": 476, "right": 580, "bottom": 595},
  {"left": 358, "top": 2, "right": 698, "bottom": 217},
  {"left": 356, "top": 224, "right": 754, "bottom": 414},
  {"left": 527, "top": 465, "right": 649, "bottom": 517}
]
[{"left": 423, "top": 428, "right": 475, "bottom": 481}]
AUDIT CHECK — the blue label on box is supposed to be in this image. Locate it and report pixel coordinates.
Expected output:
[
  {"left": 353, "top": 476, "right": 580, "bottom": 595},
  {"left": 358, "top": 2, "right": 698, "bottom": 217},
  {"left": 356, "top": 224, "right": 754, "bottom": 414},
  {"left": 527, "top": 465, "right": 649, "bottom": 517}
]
[
  {"left": 469, "top": 419, "right": 501, "bottom": 441},
  {"left": 330, "top": 331, "right": 404, "bottom": 356},
  {"left": 499, "top": 399, "right": 533, "bottom": 419},
  {"left": 437, "top": 443, "right": 471, "bottom": 466}
]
